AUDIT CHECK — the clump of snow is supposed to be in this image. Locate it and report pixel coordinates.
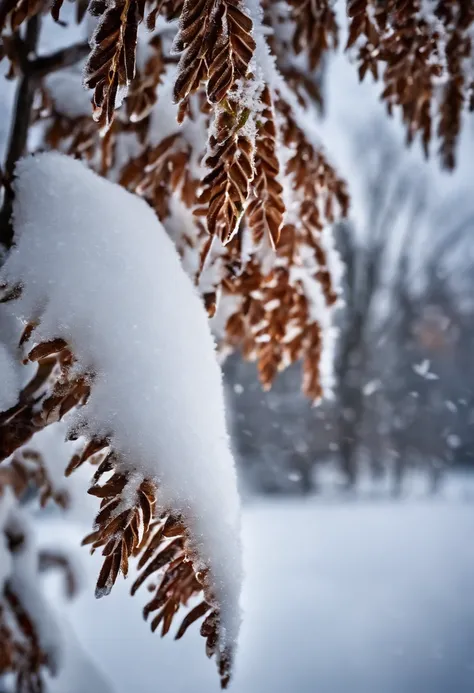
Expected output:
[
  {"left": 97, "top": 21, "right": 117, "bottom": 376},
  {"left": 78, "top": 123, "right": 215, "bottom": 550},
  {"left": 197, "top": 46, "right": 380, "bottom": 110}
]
[
  {"left": 447, "top": 434, "right": 461, "bottom": 449},
  {"left": 0, "top": 152, "right": 242, "bottom": 652}
]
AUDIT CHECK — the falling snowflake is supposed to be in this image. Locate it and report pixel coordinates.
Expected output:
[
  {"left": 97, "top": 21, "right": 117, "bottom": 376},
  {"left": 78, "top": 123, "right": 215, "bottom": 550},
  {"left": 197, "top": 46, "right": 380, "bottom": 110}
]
[{"left": 412, "top": 360, "right": 439, "bottom": 380}]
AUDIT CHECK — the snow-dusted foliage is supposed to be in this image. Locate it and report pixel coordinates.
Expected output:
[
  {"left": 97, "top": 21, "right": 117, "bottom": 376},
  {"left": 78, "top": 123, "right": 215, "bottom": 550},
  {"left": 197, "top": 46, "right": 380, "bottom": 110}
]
[
  {"left": 1, "top": 152, "right": 242, "bottom": 687},
  {"left": 346, "top": 0, "right": 474, "bottom": 169},
  {"left": 1, "top": 0, "right": 474, "bottom": 690},
  {"left": 25, "top": 0, "right": 349, "bottom": 403}
]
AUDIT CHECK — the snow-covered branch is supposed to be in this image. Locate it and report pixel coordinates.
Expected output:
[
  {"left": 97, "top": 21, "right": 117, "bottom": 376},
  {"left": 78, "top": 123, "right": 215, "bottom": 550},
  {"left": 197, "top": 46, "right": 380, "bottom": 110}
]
[{"left": 0, "top": 152, "right": 242, "bottom": 687}]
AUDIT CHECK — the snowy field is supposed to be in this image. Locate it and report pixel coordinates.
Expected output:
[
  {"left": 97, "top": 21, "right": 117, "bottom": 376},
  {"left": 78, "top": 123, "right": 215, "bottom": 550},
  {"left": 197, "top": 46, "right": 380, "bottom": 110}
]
[{"left": 39, "top": 476, "right": 474, "bottom": 693}]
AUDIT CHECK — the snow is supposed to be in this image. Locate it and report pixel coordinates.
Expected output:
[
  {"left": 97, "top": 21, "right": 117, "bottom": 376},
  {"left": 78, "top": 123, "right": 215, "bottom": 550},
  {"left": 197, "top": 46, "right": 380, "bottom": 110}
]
[
  {"left": 148, "top": 64, "right": 181, "bottom": 144},
  {"left": 38, "top": 483, "right": 474, "bottom": 693},
  {"left": 363, "top": 379, "right": 381, "bottom": 396},
  {"left": 0, "top": 487, "right": 15, "bottom": 589},
  {"left": 0, "top": 62, "right": 16, "bottom": 165},
  {"left": 413, "top": 359, "right": 439, "bottom": 380},
  {"left": 46, "top": 68, "right": 91, "bottom": 119},
  {"left": 0, "top": 342, "right": 21, "bottom": 412},
  {"left": 245, "top": 0, "right": 322, "bottom": 144},
  {"left": 45, "top": 618, "right": 114, "bottom": 693},
  {"left": 0, "top": 152, "right": 242, "bottom": 652},
  {"left": 6, "top": 506, "right": 64, "bottom": 675}
]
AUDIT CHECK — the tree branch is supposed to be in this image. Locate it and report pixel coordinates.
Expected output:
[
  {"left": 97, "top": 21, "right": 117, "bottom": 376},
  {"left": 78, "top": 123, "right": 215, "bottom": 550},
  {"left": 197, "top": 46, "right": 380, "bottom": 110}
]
[
  {"left": 0, "top": 0, "right": 16, "bottom": 32},
  {"left": 0, "top": 27, "right": 90, "bottom": 255},
  {"left": 0, "top": 15, "right": 40, "bottom": 252},
  {"left": 31, "top": 41, "right": 89, "bottom": 78}
]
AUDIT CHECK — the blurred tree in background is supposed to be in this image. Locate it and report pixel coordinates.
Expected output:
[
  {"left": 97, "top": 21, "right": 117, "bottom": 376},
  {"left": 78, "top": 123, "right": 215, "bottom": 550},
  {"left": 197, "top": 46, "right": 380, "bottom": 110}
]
[{"left": 227, "top": 121, "right": 474, "bottom": 497}]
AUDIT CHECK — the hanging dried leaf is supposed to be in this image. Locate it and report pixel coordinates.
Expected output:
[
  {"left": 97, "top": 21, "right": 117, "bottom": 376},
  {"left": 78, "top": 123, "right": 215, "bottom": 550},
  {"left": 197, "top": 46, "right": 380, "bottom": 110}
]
[
  {"left": 247, "top": 86, "right": 285, "bottom": 248},
  {"left": 83, "top": 0, "right": 145, "bottom": 129},
  {"left": 288, "top": 0, "right": 338, "bottom": 70},
  {"left": 173, "top": 0, "right": 255, "bottom": 105},
  {"left": 345, "top": 0, "right": 474, "bottom": 168},
  {"left": 197, "top": 93, "right": 256, "bottom": 244}
]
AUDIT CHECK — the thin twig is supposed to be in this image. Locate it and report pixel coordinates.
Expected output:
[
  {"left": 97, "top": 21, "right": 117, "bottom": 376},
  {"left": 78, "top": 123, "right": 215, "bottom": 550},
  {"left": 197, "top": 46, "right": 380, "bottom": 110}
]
[
  {"left": 31, "top": 41, "right": 89, "bottom": 78},
  {"left": 0, "top": 15, "right": 40, "bottom": 252},
  {"left": 0, "top": 27, "right": 90, "bottom": 254}
]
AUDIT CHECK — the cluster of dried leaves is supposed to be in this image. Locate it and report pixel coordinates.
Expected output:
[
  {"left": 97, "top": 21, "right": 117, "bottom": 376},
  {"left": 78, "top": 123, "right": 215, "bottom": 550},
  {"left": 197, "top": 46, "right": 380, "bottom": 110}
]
[
  {"left": 24, "top": 0, "right": 348, "bottom": 401},
  {"left": 1, "top": 0, "right": 473, "bottom": 689},
  {"left": 3, "top": 1, "right": 470, "bottom": 396},
  {"left": 0, "top": 327, "right": 234, "bottom": 689},
  {"left": 346, "top": 0, "right": 474, "bottom": 168}
]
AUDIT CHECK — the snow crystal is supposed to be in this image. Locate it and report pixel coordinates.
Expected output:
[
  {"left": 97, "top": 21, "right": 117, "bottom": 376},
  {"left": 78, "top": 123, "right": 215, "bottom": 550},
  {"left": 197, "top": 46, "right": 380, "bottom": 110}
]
[
  {"left": 413, "top": 359, "right": 439, "bottom": 380},
  {"left": 1, "top": 152, "right": 242, "bottom": 652},
  {"left": 362, "top": 379, "right": 381, "bottom": 396}
]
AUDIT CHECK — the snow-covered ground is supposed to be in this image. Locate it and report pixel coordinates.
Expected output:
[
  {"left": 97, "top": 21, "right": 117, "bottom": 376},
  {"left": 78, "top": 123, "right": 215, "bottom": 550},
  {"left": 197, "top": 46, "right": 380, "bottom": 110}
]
[{"left": 39, "top": 477, "right": 474, "bottom": 693}]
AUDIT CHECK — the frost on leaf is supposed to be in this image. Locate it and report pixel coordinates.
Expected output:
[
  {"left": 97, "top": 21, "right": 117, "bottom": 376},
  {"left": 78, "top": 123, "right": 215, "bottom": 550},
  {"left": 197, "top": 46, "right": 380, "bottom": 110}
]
[
  {"left": 247, "top": 86, "right": 285, "bottom": 249},
  {"left": 0, "top": 153, "right": 242, "bottom": 688},
  {"left": 197, "top": 90, "right": 257, "bottom": 245},
  {"left": 83, "top": 0, "right": 144, "bottom": 131},
  {"left": 345, "top": 0, "right": 474, "bottom": 169},
  {"left": 11, "top": 0, "right": 351, "bottom": 400},
  {"left": 173, "top": 0, "right": 256, "bottom": 105}
]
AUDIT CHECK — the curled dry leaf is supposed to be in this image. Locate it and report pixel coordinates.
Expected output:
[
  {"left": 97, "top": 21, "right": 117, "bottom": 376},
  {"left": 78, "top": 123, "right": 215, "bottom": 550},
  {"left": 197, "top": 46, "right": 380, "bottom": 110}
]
[
  {"left": 125, "top": 34, "right": 166, "bottom": 124},
  {"left": 0, "top": 334, "right": 89, "bottom": 462}
]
